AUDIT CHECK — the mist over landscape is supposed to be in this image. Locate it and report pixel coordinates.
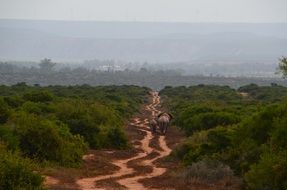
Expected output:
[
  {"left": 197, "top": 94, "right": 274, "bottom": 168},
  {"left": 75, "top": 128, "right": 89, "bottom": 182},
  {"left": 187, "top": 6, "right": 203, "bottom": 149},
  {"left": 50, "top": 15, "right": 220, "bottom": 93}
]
[
  {"left": 1, "top": 19, "right": 287, "bottom": 81},
  {"left": 1, "top": 20, "right": 286, "bottom": 63}
]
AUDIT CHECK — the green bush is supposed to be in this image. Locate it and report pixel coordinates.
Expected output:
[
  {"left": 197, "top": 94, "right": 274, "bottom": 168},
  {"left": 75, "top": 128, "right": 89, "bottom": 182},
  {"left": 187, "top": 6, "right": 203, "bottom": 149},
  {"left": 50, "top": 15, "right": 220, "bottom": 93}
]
[
  {"left": 11, "top": 112, "right": 87, "bottom": 167},
  {"left": 0, "top": 98, "right": 10, "bottom": 124},
  {"left": 65, "top": 115, "right": 101, "bottom": 148},
  {"left": 0, "top": 125, "right": 19, "bottom": 151},
  {"left": 21, "top": 101, "right": 54, "bottom": 116},
  {"left": 183, "top": 112, "right": 239, "bottom": 135},
  {"left": 55, "top": 100, "right": 125, "bottom": 149},
  {"left": 245, "top": 150, "right": 287, "bottom": 190},
  {"left": 21, "top": 102, "right": 43, "bottom": 115},
  {"left": 222, "top": 138, "right": 261, "bottom": 175},
  {"left": 3, "top": 96, "right": 24, "bottom": 108},
  {"left": 183, "top": 159, "right": 234, "bottom": 184},
  {"left": 0, "top": 144, "right": 44, "bottom": 190},
  {"left": 173, "top": 126, "right": 233, "bottom": 165},
  {"left": 23, "top": 91, "right": 54, "bottom": 102},
  {"left": 105, "top": 126, "right": 128, "bottom": 149}
]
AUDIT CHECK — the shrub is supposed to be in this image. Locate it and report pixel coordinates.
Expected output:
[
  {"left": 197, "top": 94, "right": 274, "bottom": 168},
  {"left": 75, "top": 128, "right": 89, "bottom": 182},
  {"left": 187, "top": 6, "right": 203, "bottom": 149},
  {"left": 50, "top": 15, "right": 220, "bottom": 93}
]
[
  {"left": 207, "top": 127, "right": 232, "bottom": 151},
  {"left": 184, "top": 112, "right": 239, "bottom": 135},
  {"left": 176, "top": 127, "right": 233, "bottom": 165},
  {"left": 23, "top": 91, "right": 54, "bottom": 102},
  {"left": 104, "top": 126, "right": 128, "bottom": 149},
  {"left": 55, "top": 100, "right": 124, "bottom": 149},
  {"left": 245, "top": 150, "right": 287, "bottom": 190},
  {"left": 11, "top": 112, "right": 87, "bottom": 167},
  {"left": 0, "top": 98, "right": 10, "bottom": 124},
  {"left": 183, "top": 159, "right": 234, "bottom": 184},
  {"left": 270, "top": 117, "right": 287, "bottom": 149},
  {"left": 21, "top": 102, "right": 43, "bottom": 115},
  {"left": 21, "top": 101, "right": 54, "bottom": 115},
  {"left": 0, "top": 125, "right": 19, "bottom": 151},
  {"left": 171, "top": 142, "right": 194, "bottom": 161},
  {"left": 0, "top": 144, "right": 44, "bottom": 190},
  {"left": 65, "top": 115, "right": 101, "bottom": 148},
  {"left": 3, "top": 96, "right": 24, "bottom": 108},
  {"left": 222, "top": 138, "right": 261, "bottom": 175}
]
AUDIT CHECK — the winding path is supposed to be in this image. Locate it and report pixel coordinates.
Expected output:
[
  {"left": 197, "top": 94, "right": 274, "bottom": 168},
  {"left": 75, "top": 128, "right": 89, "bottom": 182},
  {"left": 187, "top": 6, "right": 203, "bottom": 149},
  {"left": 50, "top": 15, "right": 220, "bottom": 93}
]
[{"left": 75, "top": 91, "right": 172, "bottom": 190}]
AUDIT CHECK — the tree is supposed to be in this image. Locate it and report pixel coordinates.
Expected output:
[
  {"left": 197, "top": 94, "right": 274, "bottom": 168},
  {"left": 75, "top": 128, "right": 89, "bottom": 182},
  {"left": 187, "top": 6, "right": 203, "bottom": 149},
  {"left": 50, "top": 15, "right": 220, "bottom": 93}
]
[
  {"left": 277, "top": 56, "right": 287, "bottom": 78},
  {"left": 39, "top": 58, "right": 56, "bottom": 72}
]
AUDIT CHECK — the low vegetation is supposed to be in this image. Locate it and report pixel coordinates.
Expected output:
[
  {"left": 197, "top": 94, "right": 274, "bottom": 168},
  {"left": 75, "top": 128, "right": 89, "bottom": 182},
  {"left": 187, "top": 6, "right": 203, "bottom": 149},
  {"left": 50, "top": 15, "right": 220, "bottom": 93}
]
[
  {"left": 0, "top": 83, "right": 148, "bottom": 189},
  {"left": 0, "top": 143, "right": 44, "bottom": 190},
  {"left": 161, "top": 84, "right": 287, "bottom": 189},
  {"left": 1, "top": 60, "right": 286, "bottom": 90}
]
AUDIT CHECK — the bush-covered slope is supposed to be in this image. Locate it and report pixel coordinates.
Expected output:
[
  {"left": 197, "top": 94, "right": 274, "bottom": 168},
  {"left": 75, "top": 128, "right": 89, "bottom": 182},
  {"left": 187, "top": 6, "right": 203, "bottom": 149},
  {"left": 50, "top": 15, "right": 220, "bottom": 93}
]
[
  {"left": 0, "top": 83, "right": 149, "bottom": 189},
  {"left": 161, "top": 84, "right": 287, "bottom": 189}
]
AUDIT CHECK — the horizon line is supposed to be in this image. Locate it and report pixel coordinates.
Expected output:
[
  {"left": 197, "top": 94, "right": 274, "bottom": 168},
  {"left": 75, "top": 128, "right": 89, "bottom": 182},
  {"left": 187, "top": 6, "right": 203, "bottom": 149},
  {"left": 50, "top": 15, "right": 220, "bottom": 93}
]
[{"left": 0, "top": 18, "right": 287, "bottom": 24}]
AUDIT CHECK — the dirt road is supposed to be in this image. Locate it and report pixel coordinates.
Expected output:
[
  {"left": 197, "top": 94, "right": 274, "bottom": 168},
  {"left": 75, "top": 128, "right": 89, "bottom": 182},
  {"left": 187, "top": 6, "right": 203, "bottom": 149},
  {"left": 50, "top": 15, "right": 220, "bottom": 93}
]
[
  {"left": 45, "top": 91, "right": 174, "bottom": 190},
  {"left": 76, "top": 92, "right": 171, "bottom": 190}
]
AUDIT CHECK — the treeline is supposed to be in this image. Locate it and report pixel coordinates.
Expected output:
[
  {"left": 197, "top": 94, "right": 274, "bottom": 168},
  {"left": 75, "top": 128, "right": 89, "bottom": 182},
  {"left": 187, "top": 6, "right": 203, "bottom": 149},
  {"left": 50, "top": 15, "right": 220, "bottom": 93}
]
[
  {"left": 0, "top": 83, "right": 149, "bottom": 189},
  {"left": 0, "top": 60, "right": 286, "bottom": 89},
  {"left": 160, "top": 84, "right": 287, "bottom": 189}
]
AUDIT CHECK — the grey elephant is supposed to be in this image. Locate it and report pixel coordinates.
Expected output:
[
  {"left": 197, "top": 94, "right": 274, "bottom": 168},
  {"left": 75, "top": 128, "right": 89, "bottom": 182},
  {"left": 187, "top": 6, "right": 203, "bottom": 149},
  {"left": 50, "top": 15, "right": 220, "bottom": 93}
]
[
  {"left": 157, "top": 112, "right": 173, "bottom": 135},
  {"left": 149, "top": 118, "right": 158, "bottom": 134}
]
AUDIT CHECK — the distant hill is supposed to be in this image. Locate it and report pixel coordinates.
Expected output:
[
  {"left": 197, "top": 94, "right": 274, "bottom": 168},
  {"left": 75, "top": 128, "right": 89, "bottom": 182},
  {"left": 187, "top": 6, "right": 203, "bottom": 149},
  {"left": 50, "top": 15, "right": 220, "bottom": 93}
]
[{"left": 0, "top": 19, "right": 286, "bottom": 62}]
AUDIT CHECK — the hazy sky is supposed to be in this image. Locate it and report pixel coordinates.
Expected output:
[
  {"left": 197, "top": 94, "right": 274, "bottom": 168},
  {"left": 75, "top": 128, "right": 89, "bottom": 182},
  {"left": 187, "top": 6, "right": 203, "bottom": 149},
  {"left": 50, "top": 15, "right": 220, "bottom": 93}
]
[{"left": 0, "top": 0, "right": 286, "bottom": 22}]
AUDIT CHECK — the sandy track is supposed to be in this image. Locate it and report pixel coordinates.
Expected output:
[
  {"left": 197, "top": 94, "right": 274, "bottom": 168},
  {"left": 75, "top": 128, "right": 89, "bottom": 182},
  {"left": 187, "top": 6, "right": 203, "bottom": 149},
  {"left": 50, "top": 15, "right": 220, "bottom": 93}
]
[
  {"left": 75, "top": 91, "right": 171, "bottom": 190},
  {"left": 44, "top": 176, "right": 60, "bottom": 187}
]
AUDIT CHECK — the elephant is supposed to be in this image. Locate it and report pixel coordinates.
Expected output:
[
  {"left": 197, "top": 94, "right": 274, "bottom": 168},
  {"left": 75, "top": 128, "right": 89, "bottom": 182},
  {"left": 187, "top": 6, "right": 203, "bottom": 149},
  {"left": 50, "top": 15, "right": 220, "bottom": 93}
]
[
  {"left": 157, "top": 112, "right": 173, "bottom": 135},
  {"left": 149, "top": 118, "right": 158, "bottom": 134}
]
